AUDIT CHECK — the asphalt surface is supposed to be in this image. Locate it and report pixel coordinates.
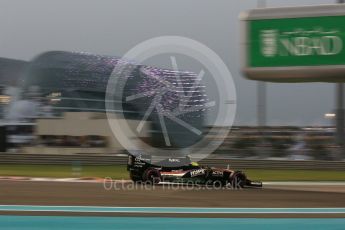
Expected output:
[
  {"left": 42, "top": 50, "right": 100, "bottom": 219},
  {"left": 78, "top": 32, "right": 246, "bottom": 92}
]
[{"left": 0, "top": 180, "right": 344, "bottom": 217}]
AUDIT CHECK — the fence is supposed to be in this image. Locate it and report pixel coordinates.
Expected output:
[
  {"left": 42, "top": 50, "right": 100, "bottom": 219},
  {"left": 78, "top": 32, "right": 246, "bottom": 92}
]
[{"left": 0, "top": 153, "right": 344, "bottom": 170}]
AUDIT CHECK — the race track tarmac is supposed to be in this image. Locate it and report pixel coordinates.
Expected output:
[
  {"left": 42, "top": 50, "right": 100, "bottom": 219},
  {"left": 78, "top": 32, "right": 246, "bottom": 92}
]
[{"left": 0, "top": 180, "right": 344, "bottom": 217}]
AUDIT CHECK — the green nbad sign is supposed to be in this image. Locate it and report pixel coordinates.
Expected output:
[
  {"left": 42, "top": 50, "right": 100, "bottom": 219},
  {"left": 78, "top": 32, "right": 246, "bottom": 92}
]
[
  {"left": 242, "top": 5, "right": 345, "bottom": 82},
  {"left": 249, "top": 15, "right": 345, "bottom": 68}
]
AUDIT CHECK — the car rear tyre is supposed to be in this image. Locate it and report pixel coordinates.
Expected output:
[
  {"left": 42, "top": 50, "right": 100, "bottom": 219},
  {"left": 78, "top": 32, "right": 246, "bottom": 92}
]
[{"left": 143, "top": 168, "right": 161, "bottom": 184}]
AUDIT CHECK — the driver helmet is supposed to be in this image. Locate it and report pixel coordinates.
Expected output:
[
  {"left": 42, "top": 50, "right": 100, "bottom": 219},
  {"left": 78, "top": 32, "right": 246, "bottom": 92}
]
[{"left": 191, "top": 162, "right": 199, "bottom": 167}]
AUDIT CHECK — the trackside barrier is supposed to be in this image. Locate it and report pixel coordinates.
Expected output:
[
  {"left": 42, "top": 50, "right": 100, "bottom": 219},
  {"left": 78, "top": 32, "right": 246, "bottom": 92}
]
[{"left": 0, "top": 153, "right": 344, "bottom": 170}]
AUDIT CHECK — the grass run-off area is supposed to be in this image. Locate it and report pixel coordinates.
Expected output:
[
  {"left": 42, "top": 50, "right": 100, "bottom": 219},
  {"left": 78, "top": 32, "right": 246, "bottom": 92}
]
[{"left": 0, "top": 164, "right": 344, "bottom": 181}]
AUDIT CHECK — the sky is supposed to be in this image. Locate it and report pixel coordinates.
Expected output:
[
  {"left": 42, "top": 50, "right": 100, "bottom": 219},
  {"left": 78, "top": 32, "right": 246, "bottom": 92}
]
[{"left": 0, "top": 0, "right": 339, "bottom": 126}]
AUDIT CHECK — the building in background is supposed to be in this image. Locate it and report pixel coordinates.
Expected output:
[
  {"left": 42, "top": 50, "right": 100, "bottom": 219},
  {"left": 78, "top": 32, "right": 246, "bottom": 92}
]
[
  {"left": 22, "top": 112, "right": 150, "bottom": 155},
  {"left": 1, "top": 51, "right": 207, "bottom": 152}
]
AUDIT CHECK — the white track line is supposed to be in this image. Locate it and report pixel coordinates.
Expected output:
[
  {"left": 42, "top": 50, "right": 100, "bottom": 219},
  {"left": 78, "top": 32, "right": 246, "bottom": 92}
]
[
  {"left": 0, "top": 177, "right": 344, "bottom": 186},
  {"left": 264, "top": 181, "right": 345, "bottom": 186},
  {"left": 0, "top": 205, "right": 344, "bottom": 214}
]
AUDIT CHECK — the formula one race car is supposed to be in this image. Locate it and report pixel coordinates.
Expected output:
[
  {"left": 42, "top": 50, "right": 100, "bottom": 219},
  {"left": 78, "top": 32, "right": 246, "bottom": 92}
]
[{"left": 127, "top": 154, "right": 262, "bottom": 188}]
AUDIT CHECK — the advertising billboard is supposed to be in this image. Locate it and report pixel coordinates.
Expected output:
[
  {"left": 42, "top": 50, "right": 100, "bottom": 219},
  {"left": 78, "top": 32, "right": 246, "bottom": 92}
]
[{"left": 241, "top": 4, "right": 345, "bottom": 82}]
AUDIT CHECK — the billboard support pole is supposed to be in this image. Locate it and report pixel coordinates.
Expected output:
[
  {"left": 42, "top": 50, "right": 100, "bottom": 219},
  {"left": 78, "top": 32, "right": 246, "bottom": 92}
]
[
  {"left": 336, "top": 83, "right": 344, "bottom": 146},
  {"left": 257, "top": 82, "right": 266, "bottom": 128},
  {"left": 336, "top": 0, "right": 345, "bottom": 154}
]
